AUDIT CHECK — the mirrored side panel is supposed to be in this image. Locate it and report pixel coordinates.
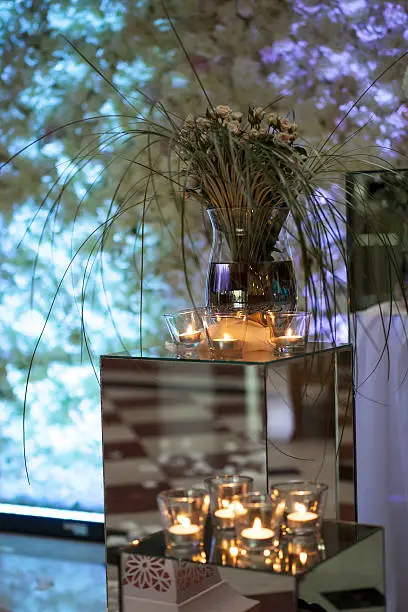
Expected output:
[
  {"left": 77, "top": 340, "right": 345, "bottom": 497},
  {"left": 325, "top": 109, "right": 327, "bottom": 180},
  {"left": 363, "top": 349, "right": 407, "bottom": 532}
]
[
  {"left": 335, "top": 349, "right": 356, "bottom": 522},
  {"left": 101, "top": 357, "right": 267, "bottom": 538},
  {"left": 266, "top": 348, "right": 355, "bottom": 521}
]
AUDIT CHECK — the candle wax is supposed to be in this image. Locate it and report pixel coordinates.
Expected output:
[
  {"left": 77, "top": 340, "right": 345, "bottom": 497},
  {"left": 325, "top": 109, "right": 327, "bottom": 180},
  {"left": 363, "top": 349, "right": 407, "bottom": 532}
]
[
  {"left": 287, "top": 511, "right": 318, "bottom": 523},
  {"left": 168, "top": 523, "right": 200, "bottom": 535},
  {"left": 212, "top": 333, "right": 238, "bottom": 351},
  {"left": 179, "top": 324, "right": 201, "bottom": 343},
  {"left": 213, "top": 333, "right": 236, "bottom": 344},
  {"left": 214, "top": 333, "right": 233, "bottom": 341},
  {"left": 274, "top": 335, "right": 302, "bottom": 345},
  {"left": 241, "top": 517, "right": 274, "bottom": 540},
  {"left": 214, "top": 501, "right": 247, "bottom": 520}
]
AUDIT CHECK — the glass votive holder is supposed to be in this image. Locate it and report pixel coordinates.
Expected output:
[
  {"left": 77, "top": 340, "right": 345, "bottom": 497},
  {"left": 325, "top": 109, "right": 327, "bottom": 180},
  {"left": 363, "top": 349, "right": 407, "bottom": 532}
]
[
  {"left": 164, "top": 308, "right": 205, "bottom": 347},
  {"left": 210, "top": 531, "right": 239, "bottom": 567},
  {"left": 157, "top": 488, "right": 209, "bottom": 552},
  {"left": 203, "top": 312, "right": 248, "bottom": 357},
  {"left": 234, "top": 492, "right": 282, "bottom": 570},
  {"left": 267, "top": 311, "right": 311, "bottom": 353},
  {"left": 287, "top": 533, "right": 326, "bottom": 574},
  {"left": 270, "top": 481, "right": 328, "bottom": 536},
  {"left": 204, "top": 474, "right": 253, "bottom": 532},
  {"left": 273, "top": 533, "right": 326, "bottom": 575}
]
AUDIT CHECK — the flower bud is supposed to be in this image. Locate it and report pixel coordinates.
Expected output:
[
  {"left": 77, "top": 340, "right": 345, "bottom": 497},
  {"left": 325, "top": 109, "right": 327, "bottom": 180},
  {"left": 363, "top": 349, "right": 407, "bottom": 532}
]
[
  {"left": 227, "top": 121, "right": 241, "bottom": 134},
  {"left": 231, "top": 111, "right": 244, "bottom": 122},
  {"left": 267, "top": 112, "right": 279, "bottom": 127},
  {"left": 254, "top": 106, "right": 265, "bottom": 121},
  {"left": 215, "top": 104, "right": 231, "bottom": 119}
]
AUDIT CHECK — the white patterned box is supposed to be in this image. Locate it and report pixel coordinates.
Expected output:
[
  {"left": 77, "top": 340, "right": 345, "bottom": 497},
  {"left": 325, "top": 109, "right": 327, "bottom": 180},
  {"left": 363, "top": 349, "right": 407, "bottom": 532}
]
[{"left": 120, "top": 552, "right": 260, "bottom": 612}]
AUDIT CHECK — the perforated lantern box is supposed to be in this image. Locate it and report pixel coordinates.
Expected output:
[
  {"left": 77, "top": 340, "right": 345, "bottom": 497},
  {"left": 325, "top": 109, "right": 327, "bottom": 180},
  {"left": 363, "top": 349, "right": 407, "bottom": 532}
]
[{"left": 120, "top": 551, "right": 260, "bottom": 612}]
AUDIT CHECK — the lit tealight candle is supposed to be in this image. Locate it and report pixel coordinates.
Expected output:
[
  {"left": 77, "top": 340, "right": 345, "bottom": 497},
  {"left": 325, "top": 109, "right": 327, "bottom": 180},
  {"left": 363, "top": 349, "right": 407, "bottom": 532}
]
[
  {"left": 168, "top": 515, "right": 200, "bottom": 536},
  {"left": 212, "top": 332, "right": 238, "bottom": 351},
  {"left": 287, "top": 502, "right": 318, "bottom": 528},
  {"left": 274, "top": 327, "right": 303, "bottom": 347},
  {"left": 240, "top": 517, "right": 274, "bottom": 543},
  {"left": 179, "top": 324, "right": 201, "bottom": 344},
  {"left": 214, "top": 499, "right": 247, "bottom": 523}
]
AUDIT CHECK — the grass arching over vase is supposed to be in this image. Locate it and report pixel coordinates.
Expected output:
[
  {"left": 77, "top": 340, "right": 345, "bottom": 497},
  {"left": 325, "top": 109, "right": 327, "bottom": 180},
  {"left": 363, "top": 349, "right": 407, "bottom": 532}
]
[
  {"left": 4, "top": 37, "right": 408, "bottom": 353},
  {"left": 3, "top": 10, "right": 408, "bottom": 479}
]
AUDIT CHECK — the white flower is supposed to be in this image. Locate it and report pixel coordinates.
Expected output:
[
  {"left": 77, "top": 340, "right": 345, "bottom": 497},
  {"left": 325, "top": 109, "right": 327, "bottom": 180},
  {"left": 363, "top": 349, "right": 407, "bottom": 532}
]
[
  {"left": 254, "top": 106, "right": 265, "bottom": 121},
  {"left": 227, "top": 120, "right": 241, "bottom": 134},
  {"left": 267, "top": 112, "right": 279, "bottom": 126},
  {"left": 280, "top": 117, "right": 291, "bottom": 130},
  {"left": 231, "top": 111, "right": 243, "bottom": 122},
  {"left": 215, "top": 104, "right": 231, "bottom": 119}
]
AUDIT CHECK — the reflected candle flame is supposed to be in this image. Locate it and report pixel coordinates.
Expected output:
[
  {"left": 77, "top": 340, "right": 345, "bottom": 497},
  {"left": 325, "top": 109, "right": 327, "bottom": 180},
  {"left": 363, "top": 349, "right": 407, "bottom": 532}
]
[
  {"left": 299, "top": 552, "right": 308, "bottom": 565},
  {"left": 177, "top": 514, "right": 191, "bottom": 528},
  {"left": 294, "top": 502, "right": 307, "bottom": 514}
]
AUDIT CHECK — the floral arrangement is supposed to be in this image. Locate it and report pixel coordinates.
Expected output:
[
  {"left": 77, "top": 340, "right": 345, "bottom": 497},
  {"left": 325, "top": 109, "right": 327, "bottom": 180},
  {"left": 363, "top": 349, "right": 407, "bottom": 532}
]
[
  {"left": 176, "top": 104, "right": 307, "bottom": 213},
  {"left": 171, "top": 102, "right": 317, "bottom": 268}
]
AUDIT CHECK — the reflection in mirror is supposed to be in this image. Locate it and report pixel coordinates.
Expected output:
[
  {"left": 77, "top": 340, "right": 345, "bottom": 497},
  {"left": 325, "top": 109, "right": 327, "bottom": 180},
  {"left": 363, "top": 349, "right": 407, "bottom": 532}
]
[{"left": 119, "top": 522, "right": 384, "bottom": 612}]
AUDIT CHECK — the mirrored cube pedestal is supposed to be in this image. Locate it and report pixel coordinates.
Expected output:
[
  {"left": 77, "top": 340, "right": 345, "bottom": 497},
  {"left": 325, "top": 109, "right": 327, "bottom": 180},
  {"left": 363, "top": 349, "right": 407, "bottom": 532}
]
[
  {"left": 101, "top": 342, "right": 355, "bottom": 539},
  {"left": 119, "top": 521, "right": 385, "bottom": 612}
]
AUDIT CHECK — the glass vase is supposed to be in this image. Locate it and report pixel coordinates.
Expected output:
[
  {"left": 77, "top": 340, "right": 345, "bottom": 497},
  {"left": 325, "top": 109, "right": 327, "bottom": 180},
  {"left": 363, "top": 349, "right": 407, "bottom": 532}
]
[{"left": 205, "top": 207, "right": 297, "bottom": 314}]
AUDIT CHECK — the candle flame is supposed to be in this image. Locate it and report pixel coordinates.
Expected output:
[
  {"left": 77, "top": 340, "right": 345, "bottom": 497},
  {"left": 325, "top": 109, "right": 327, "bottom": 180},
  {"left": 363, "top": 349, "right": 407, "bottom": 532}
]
[
  {"left": 186, "top": 324, "right": 194, "bottom": 334},
  {"left": 223, "top": 333, "right": 232, "bottom": 340},
  {"left": 252, "top": 517, "right": 263, "bottom": 531},
  {"left": 286, "top": 328, "right": 293, "bottom": 338},
  {"left": 177, "top": 514, "right": 191, "bottom": 528},
  {"left": 230, "top": 500, "right": 245, "bottom": 514},
  {"left": 294, "top": 502, "right": 307, "bottom": 514},
  {"left": 229, "top": 546, "right": 239, "bottom": 557},
  {"left": 220, "top": 499, "right": 245, "bottom": 515},
  {"left": 299, "top": 552, "right": 308, "bottom": 565}
]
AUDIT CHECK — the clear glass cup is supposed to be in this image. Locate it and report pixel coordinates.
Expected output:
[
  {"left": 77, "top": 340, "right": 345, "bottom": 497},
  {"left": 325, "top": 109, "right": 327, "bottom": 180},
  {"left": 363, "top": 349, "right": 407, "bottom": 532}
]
[
  {"left": 204, "top": 474, "right": 253, "bottom": 531},
  {"left": 157, "top": 488, "right": 210, "bottom": 552},
  {"left": 203, "top": 312, "right": 248, "bottom": 357},
  {"left": 164, "top": 308, "right": 206, "bottom": 347},
  {"left": 235, "top": 492, "right": 279, "bottom": 568},
  {"left": 266, "top": 311, "right": 311, "bottom": 353},
  {"left": 285, "top": 533, "right": 326, "bottom": 574},
  {"left": 270, "top": 480, "right": 328, "bottom": 536}
]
